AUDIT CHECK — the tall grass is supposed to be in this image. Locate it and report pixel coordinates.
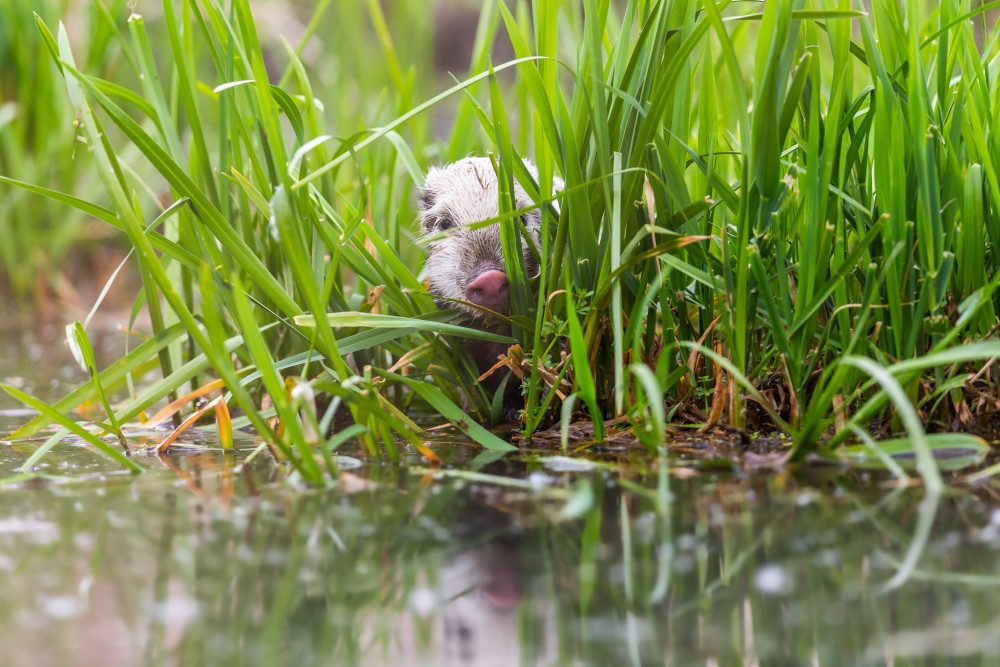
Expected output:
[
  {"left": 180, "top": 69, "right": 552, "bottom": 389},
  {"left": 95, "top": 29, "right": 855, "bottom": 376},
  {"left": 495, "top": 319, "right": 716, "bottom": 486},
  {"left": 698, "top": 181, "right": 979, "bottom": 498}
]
[{"left": 4, "top": 0, "right": 1000, "bottom": 482}]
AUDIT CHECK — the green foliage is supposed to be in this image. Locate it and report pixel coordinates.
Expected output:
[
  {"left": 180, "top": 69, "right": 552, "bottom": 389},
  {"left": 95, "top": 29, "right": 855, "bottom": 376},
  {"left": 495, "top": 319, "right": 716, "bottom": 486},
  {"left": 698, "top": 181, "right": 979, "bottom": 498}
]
[
  {"left": 4, "top": 0, "right": 1000, "bottom": 483},
  {"left": 0, "top": 0, "right": 134, "bottom": 299}
]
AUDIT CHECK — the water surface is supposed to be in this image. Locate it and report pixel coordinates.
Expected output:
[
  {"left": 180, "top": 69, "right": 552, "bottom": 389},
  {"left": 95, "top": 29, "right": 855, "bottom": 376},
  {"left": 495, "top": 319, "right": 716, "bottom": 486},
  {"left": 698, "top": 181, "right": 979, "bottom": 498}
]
[{"left": 2, "top": 328, "right": 1000, "bottom": 666}]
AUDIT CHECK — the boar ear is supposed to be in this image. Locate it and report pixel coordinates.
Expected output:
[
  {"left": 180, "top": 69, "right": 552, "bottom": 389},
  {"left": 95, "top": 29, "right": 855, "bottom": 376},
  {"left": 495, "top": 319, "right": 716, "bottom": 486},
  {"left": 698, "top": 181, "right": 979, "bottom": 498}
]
[{"left": 552, "top": 173, "right": 565, "bottom": 193}]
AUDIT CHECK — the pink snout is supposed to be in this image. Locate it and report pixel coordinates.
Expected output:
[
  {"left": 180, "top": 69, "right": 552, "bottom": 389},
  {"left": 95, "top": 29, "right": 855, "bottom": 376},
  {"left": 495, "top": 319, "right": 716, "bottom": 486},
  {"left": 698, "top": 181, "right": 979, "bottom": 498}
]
[{"left": 465, "top": 270, "right": 509, "bottom": 312}]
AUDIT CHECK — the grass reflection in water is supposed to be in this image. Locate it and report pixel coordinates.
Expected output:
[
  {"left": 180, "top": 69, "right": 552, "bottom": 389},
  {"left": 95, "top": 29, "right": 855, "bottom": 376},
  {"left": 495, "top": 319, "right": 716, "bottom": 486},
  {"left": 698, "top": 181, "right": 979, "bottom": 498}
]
[{"left": 0, "top": 435, "right": 996, "bottom": 666}]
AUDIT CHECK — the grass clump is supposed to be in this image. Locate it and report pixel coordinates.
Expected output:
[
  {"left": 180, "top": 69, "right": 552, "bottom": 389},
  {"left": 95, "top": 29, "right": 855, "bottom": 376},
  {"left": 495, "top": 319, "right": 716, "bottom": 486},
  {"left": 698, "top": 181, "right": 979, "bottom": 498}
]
[{"left": 3, "top": 0, "right": 1000, "bottom": 484}]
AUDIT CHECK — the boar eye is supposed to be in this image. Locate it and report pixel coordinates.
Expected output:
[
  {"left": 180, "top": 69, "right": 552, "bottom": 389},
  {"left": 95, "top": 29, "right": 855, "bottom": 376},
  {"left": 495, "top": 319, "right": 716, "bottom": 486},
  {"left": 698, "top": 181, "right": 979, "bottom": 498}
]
[{"left": 437, "top": 217, "right": 455, "bottom": 231}]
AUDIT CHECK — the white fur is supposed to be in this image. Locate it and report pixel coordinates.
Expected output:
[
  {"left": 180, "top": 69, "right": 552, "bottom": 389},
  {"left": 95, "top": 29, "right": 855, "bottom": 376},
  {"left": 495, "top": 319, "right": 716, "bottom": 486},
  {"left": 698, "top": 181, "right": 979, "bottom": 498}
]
[{"left": 418, "top": 157, "right": 563, "bottom": 319}]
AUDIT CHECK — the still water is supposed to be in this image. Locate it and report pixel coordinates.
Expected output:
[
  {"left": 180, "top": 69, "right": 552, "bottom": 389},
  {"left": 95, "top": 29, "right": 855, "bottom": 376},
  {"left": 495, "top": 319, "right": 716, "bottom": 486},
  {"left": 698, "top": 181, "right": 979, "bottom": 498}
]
[{"left": 2, "top": 328, "right": 1000, "bottom": 666}]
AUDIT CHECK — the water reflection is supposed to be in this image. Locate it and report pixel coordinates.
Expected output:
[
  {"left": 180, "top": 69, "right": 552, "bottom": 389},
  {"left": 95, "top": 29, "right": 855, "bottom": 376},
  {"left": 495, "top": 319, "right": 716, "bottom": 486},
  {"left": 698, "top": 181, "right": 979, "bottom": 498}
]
[
  {"left": 3, "top": 330, "right": 1000, "bottom": 665},
  {"left": 0, "top": 448, "right": 997, "bottom": 666}
]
